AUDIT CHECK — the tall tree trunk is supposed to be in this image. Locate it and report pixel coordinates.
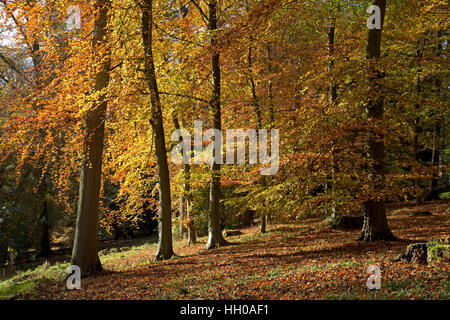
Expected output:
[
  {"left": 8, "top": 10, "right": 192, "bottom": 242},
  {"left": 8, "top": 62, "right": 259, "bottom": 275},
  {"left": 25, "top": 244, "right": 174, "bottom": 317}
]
[
  {"left": 71, "top": 0, "right": 111, "bottom": 275},
  {"left": 327, "top": 17, "right": 338, "bottom": 222},
  {"left": 245, "top": 12, "right": 267, "bottom": 234},
  {"left": 206, "top": 0, "right": 227, "bottom": 249},
  {"left": 359, "top": 0, "right": 395, "bottom": 241},
  {"left": 428, "top": 35, "right": 444, "bottom": 200},
  {"left": 249, "top": 45, "right": 267, "bottom": 234},
  {"left": 142, "top": 0, "right": 174, "bottom": 260},
  {"left": 261, "top": 45, "right": 276, "bottom": 231},
  {"left": 413, "top": 65, "right": 423, "bottom": 205}
]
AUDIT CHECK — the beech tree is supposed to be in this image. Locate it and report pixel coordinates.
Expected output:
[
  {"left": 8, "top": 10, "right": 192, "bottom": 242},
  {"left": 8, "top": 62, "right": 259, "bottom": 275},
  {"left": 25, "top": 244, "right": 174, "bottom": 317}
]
[
  {"left": 359, "top": 0, "right": 395, "bottom": 241},
  {"left": 71, "top": 0, "right": 111, "bottom": 275},
  {"left": 205, "top": 0, "right": 227, "bottom": 249},
  {"left": 141, "top": 0, "right": 174, "bottom": 260}
]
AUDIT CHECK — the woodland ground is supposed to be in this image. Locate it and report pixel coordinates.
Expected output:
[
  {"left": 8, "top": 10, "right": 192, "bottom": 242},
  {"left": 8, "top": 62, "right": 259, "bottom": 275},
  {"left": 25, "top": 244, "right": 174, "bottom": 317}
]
[{"left": 1, "top": 199, "right": 449, "bottom": 300}]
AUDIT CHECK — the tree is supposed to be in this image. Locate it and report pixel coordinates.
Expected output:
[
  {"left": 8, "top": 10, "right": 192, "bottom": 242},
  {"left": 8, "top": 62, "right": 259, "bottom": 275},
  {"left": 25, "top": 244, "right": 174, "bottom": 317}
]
[
  {"left": 141, "top": 0, "right": 174, "bottom": 260},
  {"left": 71, "top": 0, "right": 111, "bottom": 275},
  {"left": 205, "top": 0, "right": 227, "bottom": 249},
  {"left": 359, "top": 0, "right": 395, "bottom": 241},
  {"left": 173, "top": 115, "right": 196, "bottom": 244}
]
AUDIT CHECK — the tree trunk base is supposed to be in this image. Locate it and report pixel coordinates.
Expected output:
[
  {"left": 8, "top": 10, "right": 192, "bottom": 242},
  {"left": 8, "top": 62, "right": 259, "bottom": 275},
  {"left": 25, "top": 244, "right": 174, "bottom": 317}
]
[
  {"left": 358, "top": 231, "right": 397, "bottom": 242},
  {"left": 74, "top": 258, "right": 103, "bottom": 277},
  {"left": 205, "top": 235, "right": 228, "bottom": 249},
  {"left": 154, "top": 249, "right": 175, "bottom": 261},
  {"left": 260, "top": 215, "right": 267, "bottom": 234}
]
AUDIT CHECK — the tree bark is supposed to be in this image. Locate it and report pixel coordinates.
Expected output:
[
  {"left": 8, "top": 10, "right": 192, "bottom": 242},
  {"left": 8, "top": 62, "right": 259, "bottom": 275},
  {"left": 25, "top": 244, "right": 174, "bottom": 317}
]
[
  {"left": 260, "top": 45, "right": 276, "bottom": 232},
  {"left": 71, "top": 0, "right": 111, "bottom": 275},
  {"left": 205, "top": 0, "right": 227, "bottom": 249},
  {"left": 413, "top": 62, "right": 423, "bottom": 205},
  {"left": 249, "top": 44, "right": 267, "bottom": 234},
  {"left": 428, "top": 39, "right": 443, "bottom": 200},
  {"left": 173, "top": 116, "right": 193, "bottom": 243},
  {"left": 327, "top": 18, "right": 338, "bottom": 104},
  {"left": 179, "top": 195, "right": 186, "bottom": 239},
  {"left": 184, "top": 162, "right": 196, "bottom": 245},
  {"left": 327, "top": 17, "right": 339, "bottom": 223},
  {"left": 359, "top": 0, "right": 395, "bottom": 241},
  {"left": 428, "top": 112, "right": 441, "bottom": 201},
  {"left": 260, "top": 214, "right": 267, "bottom": 234},
  {"left": 38, "top": 198, "right": 51, "bottom": 258},
  {"left": 245, "top": 12, "right": 267, "bottom": 234},
  {"left": 142, "top": 0, "right": 174, "bottom": 260}
]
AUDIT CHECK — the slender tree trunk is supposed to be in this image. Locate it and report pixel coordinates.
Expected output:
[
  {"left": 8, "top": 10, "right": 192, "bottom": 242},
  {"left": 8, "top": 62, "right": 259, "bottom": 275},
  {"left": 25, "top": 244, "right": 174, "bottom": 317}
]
[
  {"left": 359, "top": 0, "right": 395, "bottom": 241},
  {"left": 261, "top": 45, "right": 276, "bottom": 231},
  {"left": 206, "top": 0, "right": 227, "bottom": 249},
  {"left": 173, "top": 116, "right": 192, "bottom": 242},
  {"left": 141, "top": 0, "right": 174, "bottom": 260},
  {"left": 0, "top": 220, "right": 6, "bottom": 275},
  {"left": 38, "top": 198, "right": 51, "bottom": 258},
  {"left": 429, "top": 120, "right": 441, "bottom": 200},
  {"left": 428, "top": 39, "right": 443, "bottom": 200},
  {"left": 327, "top": 19, "right": 338, "bottom": 104},
  {"left": 245, "top": 15, "right": 267, "bottom": 234},
  {"left": 260, "top": 214, "right": 267, "bottom": 233},
  {"left": 414, "top": 67, "right": 423, "bottom": 205},
  {"left": 71, "top": 0, "right": 111, "bottom": 275},
  {"left": 172, "top": 118, "right": 185, "bottom": 241},
  {"left": 249, "top": 45, "right": 266, "bottom": 234},
  {"left": 184, "top": 162, "right": 196, "bottom": 245},
  {"left": 179, "top": 193, "right": 186, "bottom": 239}
]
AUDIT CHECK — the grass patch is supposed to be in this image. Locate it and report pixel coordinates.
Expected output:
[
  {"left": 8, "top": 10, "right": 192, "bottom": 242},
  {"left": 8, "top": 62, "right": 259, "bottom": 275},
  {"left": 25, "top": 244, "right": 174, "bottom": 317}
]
[
  {"left": 0, "top": 261, "right": 68, "bottom": 300},
  {"left": 439, "top": 191, "right": 450, "bottom": 200},
  {"left": 0, "top": 280, "right": 35, "bottom": 299},
  {"left": 266, "top": 266, "right": 284, "bottom": 278}
]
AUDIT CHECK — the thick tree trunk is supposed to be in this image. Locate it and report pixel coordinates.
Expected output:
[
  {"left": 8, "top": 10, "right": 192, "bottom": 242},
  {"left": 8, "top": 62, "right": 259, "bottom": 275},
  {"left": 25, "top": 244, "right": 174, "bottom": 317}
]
[
  {"left": 142, "top": 0, "right": 174, "bottom": 260},
  {"left": 71, "top": 0, "right": 111, "bottom": 275},
  {"left": 359, "top": 0, "right": 395, "bottom": 241},
  {"left": 206, "top": 0, "right": 227, "bottom": 249},
  {"left": 327, "top": 17, "right": 339, "bottom": 222}
]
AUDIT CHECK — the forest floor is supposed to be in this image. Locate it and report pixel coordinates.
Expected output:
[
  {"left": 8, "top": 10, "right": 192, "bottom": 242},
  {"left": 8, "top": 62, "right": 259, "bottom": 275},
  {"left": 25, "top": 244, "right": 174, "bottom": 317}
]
[{"left": 1, "top": 199, "right": 449, "bottom": 300}]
